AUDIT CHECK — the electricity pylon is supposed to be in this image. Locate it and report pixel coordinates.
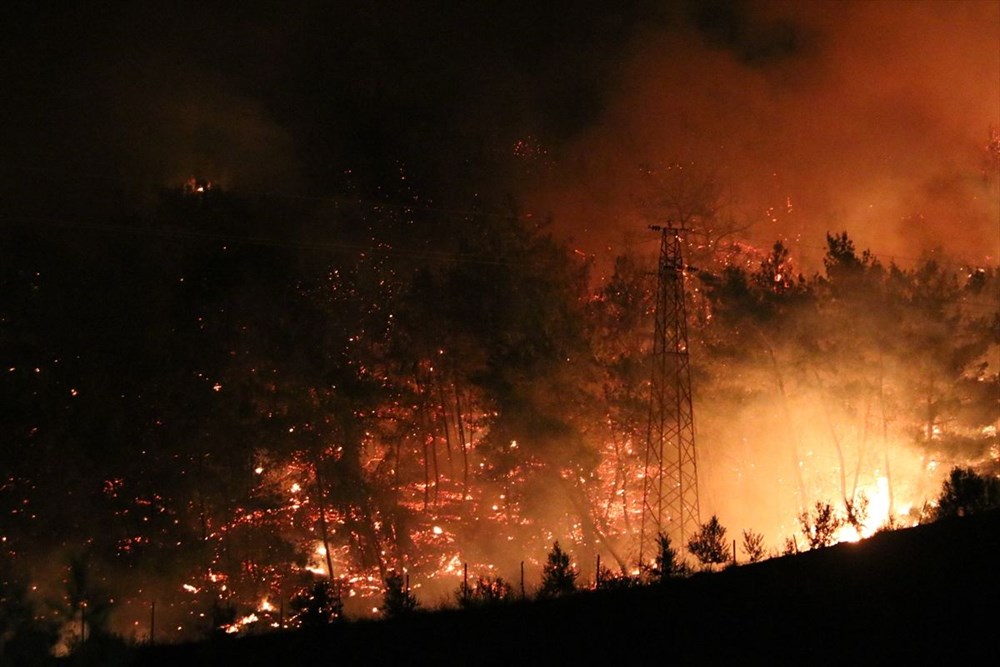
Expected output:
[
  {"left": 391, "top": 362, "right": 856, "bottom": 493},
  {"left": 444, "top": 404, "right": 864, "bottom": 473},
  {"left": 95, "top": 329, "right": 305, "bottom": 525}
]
[{"left": 639, "top": 224, "right": 700, "bottom": 564}]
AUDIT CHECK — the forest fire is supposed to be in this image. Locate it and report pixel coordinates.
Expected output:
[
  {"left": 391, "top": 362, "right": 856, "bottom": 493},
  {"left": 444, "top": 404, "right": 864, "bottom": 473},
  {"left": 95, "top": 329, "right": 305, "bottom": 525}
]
[
  {"left": 1, "top": 2, "right": 997, "bottom": 661},
  {"left": 3, "top": 142, "right": 999, "bottom": 651},
  {"left": 127, "top": 359, "right": 978, "bottom": 641},
  {"left": 3, "top": 196, "right": 997, "bottom": 653}
]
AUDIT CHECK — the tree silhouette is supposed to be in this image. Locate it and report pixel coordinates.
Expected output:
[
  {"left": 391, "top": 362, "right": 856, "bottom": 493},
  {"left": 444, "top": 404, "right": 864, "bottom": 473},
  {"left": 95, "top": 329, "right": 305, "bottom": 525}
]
[
  {"left": 649, "top": 533, "right": 685, "bottom": 582},
  {"left": 290, "top": 580, "right": 344, "bottom": 628},
  {"left": 538, "top": 541, "right": 578, "bottom": 598},
  {"left": 381, "top": 571, "right": 418, "bottom": 618},
  {"left": 595, "top": 564, "right": 642, "bottom": 590},
  {"left": 741, "top": 530, "right": 767, "bottom": 563},
  {"left": 456, "top": 575, "right": 515, "bottom": 608},
  {"left": 799, "top": 502, "right": 844, "bottom": 549},
  {"left": 63, "top": 554, "right": 115, "bottom": 648},
  {"left": 782, "top": 537, "right": 799, "bottom": 556},
  {"left": 687, "top": 515, "right": 731, "bottom": 568},
  {"left": 844, "top": 492, "right": 870, "bottom": 534},
  {"left": 934, "top": 467, "right": 1000, "bottom": 519}
]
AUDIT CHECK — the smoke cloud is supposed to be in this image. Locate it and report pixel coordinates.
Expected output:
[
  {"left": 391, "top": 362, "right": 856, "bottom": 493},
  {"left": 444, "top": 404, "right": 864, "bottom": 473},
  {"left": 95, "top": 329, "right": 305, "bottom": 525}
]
[{"left": 529, "top": 0, "right": 1000, "bottom": 273}]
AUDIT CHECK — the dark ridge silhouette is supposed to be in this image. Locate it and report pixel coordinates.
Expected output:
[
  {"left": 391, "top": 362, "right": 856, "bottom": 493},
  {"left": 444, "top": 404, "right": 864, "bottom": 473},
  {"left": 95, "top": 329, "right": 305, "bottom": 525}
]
[{"left": 65, "top": 510, "right": 1000, "bottom": 665}]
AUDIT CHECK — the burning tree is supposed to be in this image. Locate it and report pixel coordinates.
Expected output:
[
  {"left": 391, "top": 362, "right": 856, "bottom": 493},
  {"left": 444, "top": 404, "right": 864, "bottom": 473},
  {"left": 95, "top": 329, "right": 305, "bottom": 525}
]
[{"left": 698, "top": 230, "right": 999, "bottom": 547}]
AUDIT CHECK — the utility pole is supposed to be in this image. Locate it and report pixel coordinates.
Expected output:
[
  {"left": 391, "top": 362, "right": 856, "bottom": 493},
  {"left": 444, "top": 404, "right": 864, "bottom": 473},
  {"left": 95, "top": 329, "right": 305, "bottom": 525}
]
[{"left": 639, "top": 225, "right": 700, "bottom": 565}]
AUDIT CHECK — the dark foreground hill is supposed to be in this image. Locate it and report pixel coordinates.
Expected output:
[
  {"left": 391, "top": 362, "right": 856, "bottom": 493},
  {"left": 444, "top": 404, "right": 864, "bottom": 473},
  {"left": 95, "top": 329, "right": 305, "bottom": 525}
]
[{"left": 76, "top": 511, "right": 1000, "bottom": 665}]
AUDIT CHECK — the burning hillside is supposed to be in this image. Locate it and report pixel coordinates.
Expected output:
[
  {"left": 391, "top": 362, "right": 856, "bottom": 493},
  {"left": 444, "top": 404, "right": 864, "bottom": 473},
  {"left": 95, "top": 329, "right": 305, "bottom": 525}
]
[{"left": 2, "top": 184, "right": 996, "bottom": 650}]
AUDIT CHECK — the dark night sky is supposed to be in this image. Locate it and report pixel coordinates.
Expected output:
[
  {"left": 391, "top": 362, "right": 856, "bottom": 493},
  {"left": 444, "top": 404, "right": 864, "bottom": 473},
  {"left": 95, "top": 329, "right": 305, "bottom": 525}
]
[
  {"left": 0, "top": 2, "right": 658, "bottom": 188},
  {"left": 1, "top": 1, "right": 998, "bottom": 270}
]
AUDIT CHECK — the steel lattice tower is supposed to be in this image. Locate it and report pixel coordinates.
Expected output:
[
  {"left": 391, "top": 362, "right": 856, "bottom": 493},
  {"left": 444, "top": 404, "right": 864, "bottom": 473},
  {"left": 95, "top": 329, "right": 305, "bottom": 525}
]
[{"left": 639, "top": 225, "right": 700, "bottom": 564}]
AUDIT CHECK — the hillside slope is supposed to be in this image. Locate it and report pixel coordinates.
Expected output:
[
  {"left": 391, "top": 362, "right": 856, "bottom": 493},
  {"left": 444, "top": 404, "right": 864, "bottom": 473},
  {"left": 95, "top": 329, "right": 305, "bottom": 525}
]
[{"left": 100, "top": 511, "right": 1000, "bottom": 665}]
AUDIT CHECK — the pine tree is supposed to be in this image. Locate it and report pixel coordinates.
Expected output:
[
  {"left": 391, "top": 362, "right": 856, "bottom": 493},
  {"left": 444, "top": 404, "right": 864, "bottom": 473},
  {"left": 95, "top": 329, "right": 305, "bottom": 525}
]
[
  {"left": 538, "top": 541, "right": 578, "bottom": 598},
  {"left": 687, "top": 515, "right": 731, "bottom": 568},
  {"left": 650, "top": 533, "right": 685, "bottom": 582},
  {"left": 381, "top": 571, "right": 418, "bottom": 618}
]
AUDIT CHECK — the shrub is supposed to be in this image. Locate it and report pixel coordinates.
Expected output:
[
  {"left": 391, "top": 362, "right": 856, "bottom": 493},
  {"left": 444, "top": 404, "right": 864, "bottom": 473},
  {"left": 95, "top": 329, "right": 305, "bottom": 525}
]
[
  {"left": 741, "top": 530, "right": 767, "bottom": 563},
  {"left": 456, "top": 575, "right": 515, "bottom": 608},
  {"left": 595, "top": 564, "right": 643, "bottom": 590},
  {"left": 290, "top": 580, "right": 344, "bottom": 628},
  {"left": 798, "top": 502, "right": 844, "bottom": 549},
  {"left": 781, "top": 536, "right": 798, "bottom": 556}
]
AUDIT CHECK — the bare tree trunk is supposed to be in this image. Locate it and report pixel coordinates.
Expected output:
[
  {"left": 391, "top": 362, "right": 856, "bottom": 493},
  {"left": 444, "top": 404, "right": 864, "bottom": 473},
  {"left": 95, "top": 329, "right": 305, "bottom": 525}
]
[
  {"left": 420, "top": 374, "right": 440, "bottom": 506},
  {"left": 813, "top": 369, "right": 849, "bottom": 507},
  {"left": 852, "top": 396, "right": 873, "bottom": 500},
  {"left": 924, "top": 375, "right": 936, "bottom": 444},
  {"left": 761, "top": 340, "right": 807, "bottom": 511},
  {"left": 604, "top": 426, "right": 632, "bottom": 532},
  {"left": 422, "top": 436, "right": 430, "bottom": 510},
  {"left": 561, "top": 477, "right": 627, "bottom": 571},
  {"left": 397, "top": 431, "right": 408, "bottom": 487},
  {"left": 363, "top": 501, "right": 388, "bottom": 582},
  {"left": 431, "top": 432, "right": 439, "bottom": 506},
  {"left": 878, "top": 352, "right": 894, "bottom": 516},
  {"left": 437, "top": 378, "right": 454, "bottom": 472},
  {"left": 603, "top": 429, "right": 620, "bottom": 524},
  {"left": 311, "top": 446, "right": 336, "bottom": 582},
  {"left": 414, "top": 372, "right": 437, "bottom": 509},
  {"left": 454, "top": 384, "right": 469, "bottom": 495}
]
